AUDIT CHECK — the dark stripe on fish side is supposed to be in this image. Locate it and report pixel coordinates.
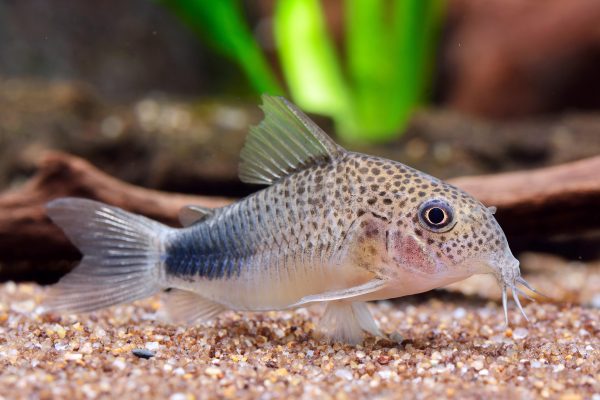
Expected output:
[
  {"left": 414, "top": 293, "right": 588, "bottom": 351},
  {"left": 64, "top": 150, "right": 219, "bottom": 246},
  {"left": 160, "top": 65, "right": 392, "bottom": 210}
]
[{"left": 164, "top": 226, "right": 242, "bottom": 280}]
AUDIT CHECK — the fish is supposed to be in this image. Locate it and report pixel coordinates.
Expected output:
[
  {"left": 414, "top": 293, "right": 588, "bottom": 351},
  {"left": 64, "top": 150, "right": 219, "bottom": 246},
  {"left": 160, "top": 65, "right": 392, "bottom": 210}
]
[{"left": 43, "top": 95, "right": 541, "bottom": 344}]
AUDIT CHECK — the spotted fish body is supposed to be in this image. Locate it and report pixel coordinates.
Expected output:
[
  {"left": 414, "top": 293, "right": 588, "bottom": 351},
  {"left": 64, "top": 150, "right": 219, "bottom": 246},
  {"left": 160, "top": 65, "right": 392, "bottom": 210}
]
[{"left": 45, "top": 96, "right": 539, "bottom": 343}]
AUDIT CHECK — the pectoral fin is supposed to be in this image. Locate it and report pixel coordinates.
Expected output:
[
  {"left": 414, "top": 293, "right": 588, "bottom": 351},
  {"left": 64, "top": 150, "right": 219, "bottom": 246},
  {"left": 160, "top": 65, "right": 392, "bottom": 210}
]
[{"left": 290, "top": 279, "right": 387, "bottom": 307}]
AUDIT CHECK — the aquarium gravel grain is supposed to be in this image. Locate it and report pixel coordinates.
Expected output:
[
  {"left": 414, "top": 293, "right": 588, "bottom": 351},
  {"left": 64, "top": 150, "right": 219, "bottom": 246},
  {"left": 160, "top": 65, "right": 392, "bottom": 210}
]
[{"left": 0, "top": 282, "right": 598, "bottom": 399}]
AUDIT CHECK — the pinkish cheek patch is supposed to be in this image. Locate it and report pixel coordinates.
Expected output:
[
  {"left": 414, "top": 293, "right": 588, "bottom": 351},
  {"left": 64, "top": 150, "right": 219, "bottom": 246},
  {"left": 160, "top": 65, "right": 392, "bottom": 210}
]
[{"left": 388, "top": 230, "right": 443, "bottom": 275}]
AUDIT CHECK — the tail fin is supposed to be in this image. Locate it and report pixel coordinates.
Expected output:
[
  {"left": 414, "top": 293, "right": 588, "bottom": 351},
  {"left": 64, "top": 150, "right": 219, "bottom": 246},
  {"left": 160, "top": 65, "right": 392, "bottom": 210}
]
[{"left": 44, "top": 198, "right": 171, "bottom": 313}]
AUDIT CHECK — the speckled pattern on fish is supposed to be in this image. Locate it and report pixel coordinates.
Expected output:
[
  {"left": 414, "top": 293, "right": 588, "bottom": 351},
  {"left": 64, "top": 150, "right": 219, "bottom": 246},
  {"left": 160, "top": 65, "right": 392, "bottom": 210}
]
[{"left": 43, "top": 95, "right": 541, "bottom": 343}]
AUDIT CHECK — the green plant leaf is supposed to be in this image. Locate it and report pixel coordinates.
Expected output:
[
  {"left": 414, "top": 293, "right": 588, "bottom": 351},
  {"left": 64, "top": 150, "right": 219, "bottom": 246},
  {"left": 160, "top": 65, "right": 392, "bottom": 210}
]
[
  {"left": 159, "top": 0, "right": 283, "bottom": 95},
  {"left": 343, "top": 0, "right": 446, "bottom": 142},
  {"left": 274, "top": 0, "right": 351, "bottom": 119},
  {"left": 345, "top": 0, "right": 397, "bottom": 141},
  {"left": 390, "top": 0, "right": 445, "bottom": 123},
  {"left": 161, "top": 0, "right": 445, "bottom": 144}
]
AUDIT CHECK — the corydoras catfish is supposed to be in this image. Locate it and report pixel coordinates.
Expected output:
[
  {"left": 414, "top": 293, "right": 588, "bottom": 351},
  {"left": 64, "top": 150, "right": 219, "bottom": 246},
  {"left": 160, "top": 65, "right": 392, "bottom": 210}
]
[{"left": 44, "top": 95, "right": 541, "bottom": 343}]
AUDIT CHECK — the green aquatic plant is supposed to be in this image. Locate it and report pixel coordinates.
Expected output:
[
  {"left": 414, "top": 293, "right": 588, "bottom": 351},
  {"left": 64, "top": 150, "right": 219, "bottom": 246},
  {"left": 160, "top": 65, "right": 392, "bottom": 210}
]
[
  {"left": 160, "top": 0, "right": 283, "bottom": 95},
  {"left": 160, "top": 0, "right": 445, "bottom": 143}
]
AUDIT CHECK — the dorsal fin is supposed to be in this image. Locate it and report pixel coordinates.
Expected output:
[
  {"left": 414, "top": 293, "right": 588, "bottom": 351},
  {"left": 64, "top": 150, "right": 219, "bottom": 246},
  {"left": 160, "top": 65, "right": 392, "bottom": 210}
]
[
  {"left": 178, "top": 205, "right": 214, "bottom": 227},
  {"left": 239, "top": 95, "right": 344, "bottom": 185}
]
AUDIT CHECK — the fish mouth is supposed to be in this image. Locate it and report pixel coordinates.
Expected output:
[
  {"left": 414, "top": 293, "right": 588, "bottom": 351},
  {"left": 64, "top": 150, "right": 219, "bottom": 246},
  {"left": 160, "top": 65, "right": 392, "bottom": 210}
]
[{"left": 498, "top": 258, "right": 546, "bottom": 325}]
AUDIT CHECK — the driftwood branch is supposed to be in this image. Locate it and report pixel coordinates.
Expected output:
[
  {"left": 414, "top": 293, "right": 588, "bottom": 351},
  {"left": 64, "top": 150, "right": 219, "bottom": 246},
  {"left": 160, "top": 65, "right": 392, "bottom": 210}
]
[
  {"left": 0, "top": 152, "right": 229, "bottom": 267},
  {"left": 0, "top": 152, "right": 598, "bottom": 279},
  {"left": 451, "top": 156, "right": 600, "bottom": 239}
]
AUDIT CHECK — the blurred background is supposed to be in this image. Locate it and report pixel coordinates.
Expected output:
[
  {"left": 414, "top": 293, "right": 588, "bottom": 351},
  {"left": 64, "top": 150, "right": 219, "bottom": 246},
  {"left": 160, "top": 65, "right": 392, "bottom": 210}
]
[
  {"left": 0, "top": 0, "right": 599, "bottom": 289},
  {"left": 1, "top": 0, "right": 600, "bottom": 192}
]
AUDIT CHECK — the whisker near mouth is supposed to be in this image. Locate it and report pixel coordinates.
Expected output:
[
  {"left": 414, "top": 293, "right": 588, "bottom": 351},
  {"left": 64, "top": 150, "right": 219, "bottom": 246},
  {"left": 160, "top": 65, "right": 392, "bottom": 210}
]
[
  {"left": 495, "top": 257, "right": 545, "bottom": 326},
  {"left": 512, "top": 286, "right": 529, "bottom": 322},
  {"left": 502, "top": 285, "right": 509, "bottom": 326},
  {"left": 514, "top": 286, "right": 535, "bottom": 302},
  {"left": 501, "top": 277, "right": 545, "bottom": 326},
  {"left": 516, "top": 277, "right": 549, "bottom": 299}
]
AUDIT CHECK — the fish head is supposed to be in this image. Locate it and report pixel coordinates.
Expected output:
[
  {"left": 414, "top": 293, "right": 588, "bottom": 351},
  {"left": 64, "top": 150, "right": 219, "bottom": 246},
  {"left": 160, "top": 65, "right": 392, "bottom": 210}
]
[{"left": 383, "top": 176, "right": 538, "bottom": 324}]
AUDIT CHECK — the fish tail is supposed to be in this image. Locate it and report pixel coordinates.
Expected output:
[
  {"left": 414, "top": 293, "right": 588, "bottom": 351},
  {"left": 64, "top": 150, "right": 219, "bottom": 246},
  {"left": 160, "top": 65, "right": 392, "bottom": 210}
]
[{"left": 43, "top": 197, "right": 171, "bottom": 313}]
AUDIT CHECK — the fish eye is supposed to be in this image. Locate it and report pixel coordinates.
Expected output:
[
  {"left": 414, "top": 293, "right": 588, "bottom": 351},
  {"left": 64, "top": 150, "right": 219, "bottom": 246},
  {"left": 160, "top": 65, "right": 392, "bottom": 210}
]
[{"left": 418, "top": 199, "right": 456, "bottom": 232}]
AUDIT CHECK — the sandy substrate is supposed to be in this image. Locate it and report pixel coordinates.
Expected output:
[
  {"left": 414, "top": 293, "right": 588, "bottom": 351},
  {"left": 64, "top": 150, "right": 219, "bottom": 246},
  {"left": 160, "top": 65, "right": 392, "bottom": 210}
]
[{"left": 0, "top": 282, "right": 598, "bottom": 400}]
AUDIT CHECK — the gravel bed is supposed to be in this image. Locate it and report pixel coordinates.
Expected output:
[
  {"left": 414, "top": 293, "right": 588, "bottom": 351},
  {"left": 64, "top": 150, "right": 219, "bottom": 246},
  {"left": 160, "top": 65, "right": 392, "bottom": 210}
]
[{"left": 0, "top": 282, "right": 598, "bottom": 399}]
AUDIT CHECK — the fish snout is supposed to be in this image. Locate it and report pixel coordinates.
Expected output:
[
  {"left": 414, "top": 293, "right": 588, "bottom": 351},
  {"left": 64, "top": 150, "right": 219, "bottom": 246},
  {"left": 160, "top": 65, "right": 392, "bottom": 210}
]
[
  {"left": 498, "top": 255, "right": 521, "bottom": 288},
  {"left": 492, "top": 254, "right": 545, "bottom": 326}
]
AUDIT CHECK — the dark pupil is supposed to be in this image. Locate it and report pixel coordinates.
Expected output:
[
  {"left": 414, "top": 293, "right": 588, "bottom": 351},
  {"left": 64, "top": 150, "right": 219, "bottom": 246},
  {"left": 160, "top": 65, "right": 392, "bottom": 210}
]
[{"left": 427, "top": 207, "right": 445, "bottom": 225}]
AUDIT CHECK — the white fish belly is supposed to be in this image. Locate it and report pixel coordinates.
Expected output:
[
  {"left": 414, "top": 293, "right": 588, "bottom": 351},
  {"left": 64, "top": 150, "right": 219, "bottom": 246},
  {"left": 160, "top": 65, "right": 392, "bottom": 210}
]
[{"left": 168, "top": 261, "right": 372, "bottom": 311}]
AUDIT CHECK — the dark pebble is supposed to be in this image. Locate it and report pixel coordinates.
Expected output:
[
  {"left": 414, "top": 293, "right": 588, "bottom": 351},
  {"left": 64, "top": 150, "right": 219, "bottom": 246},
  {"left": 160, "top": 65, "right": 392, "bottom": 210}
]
[{"left": 132, "top": 348, "right": 155, "bottom": 359}]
